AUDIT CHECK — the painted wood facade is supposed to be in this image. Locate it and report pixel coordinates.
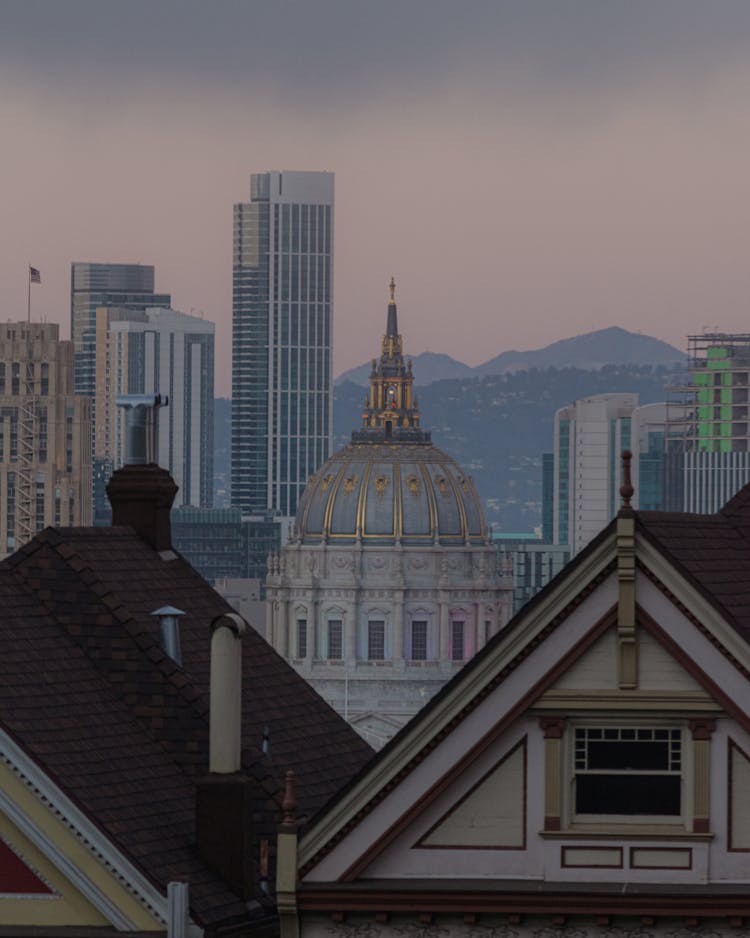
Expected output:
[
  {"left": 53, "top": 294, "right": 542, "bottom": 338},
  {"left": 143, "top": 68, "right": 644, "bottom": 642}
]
[{"left": 279, "top": 506, "right": 750, "bottom": 938}]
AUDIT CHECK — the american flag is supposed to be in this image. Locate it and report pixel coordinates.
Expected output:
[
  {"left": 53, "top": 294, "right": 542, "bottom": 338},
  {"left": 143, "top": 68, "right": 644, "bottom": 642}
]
[{"left": 29, "top": 266, "right": 41, "bottom": 284}]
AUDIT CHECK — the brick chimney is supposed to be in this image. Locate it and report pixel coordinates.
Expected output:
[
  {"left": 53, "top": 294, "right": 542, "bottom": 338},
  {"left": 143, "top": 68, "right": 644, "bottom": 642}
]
[{"left": 107, "top": 464, "right": 177, "bottom": 550}]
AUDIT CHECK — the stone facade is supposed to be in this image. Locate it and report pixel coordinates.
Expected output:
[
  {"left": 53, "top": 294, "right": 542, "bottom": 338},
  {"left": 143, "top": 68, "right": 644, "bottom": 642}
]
[{"left": 266, "top": 284, "right": 513, "bottom": 746}]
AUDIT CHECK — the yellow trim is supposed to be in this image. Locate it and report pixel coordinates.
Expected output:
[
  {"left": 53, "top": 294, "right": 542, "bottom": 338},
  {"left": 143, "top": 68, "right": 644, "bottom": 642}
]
[
  {"left": 536, "top": 690, "right": 721, "bottom": 711},
  {"left": 356, "top": 461, "right": 375, "bottom": 538},
  {"left": 445, "top": 466, "right": 468, "bottom": 537},
  {"left": 0, "top": 760, "right": 162, "bottom": 930},
  {"left": 322, "top": 462, "right": 348, "bottom": 537},
  {"left": 392, "top": 462, "right": 401, "bottom": 538},
  {"left": 419, "top": 461, "right": 438, "bottom": 539},
  {"left": 541, "top": 829, "right": 713, "bottom": 841}
]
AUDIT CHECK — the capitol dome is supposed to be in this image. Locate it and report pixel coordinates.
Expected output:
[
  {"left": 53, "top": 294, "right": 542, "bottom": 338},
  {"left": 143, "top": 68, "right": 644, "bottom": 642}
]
[
  {"left": 266, "top": 279, "right": 512, "bottom": 749},
  {"left": 297, "top": 440, "right": 487, "bottom": 546},
  {"left": 296, "top": 277, "right": 488, "bottom": 546}
]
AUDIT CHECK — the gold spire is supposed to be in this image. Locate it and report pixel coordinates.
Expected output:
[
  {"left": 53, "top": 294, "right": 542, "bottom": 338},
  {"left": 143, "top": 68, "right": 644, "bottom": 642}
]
[{"left": 389, "top": 276, "right": 396, "bottom": 305}]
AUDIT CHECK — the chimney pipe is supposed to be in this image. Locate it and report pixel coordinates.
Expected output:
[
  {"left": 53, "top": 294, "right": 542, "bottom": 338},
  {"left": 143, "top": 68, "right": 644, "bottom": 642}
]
[
  {"left": 116, "top": 393, "right": 168, "bottom": 466},
  {"left": 209, "top": 612, "right": 246, "bottom": 773},
  {"left": 196, "top": 612, "right": 254, "bottom": 899},
  {"left": 152, "top": 606, "right": 186, "bottom": 665}
]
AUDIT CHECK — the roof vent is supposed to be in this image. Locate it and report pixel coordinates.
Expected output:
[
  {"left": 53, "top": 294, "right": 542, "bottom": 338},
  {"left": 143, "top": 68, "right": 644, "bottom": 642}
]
[{"left": 152, "top": 605, "right": 185, "bottom": 665}]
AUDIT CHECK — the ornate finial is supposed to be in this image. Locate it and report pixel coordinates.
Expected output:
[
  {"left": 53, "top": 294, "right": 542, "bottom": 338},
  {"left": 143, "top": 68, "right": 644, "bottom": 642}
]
[
  {"left": 389, "top": 276, "right": 396, "bottom": 304},
  {"left": 282, "top": 769, "right": 297, "bottom": 827},
  {"left": 620, "top": 450, "right": 634, "bottom": 508}
]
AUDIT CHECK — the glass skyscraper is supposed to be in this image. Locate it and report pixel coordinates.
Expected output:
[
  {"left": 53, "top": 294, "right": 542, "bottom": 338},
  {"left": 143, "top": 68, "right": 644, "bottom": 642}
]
[
  {"left": 232, "top": 171, "right": 334, "bottom": 519},
  {"left": 70, "top": 263, "right": 171, "bottom": 397}
]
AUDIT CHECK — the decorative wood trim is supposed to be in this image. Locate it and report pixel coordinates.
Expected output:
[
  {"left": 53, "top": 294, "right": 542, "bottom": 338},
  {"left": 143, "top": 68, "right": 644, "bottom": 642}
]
[
  {"left": 561, "top": 845, "right": 623, "bottom": 869},
  {"left": 629, "top": 846, "right": 692, "bottom": 870},
  {"left": 616, "top": 513, "right": 637, "bottom": 689},
  {"left": 300, "top": 557, "right": 618, "bottom": 876},
  {"left": 638, "top": 559, "right": 750, "bottom": 682},
  {"left": 297, "top": 886, "right": 750, "bottom": 917},
  {"left": 637, "top": 606, "right": 748, "bottom": 731},
  {"left": 414, "top": 736, "right": 527, "bottom": 851},
  {"left": 537, "top": 690, "right": 719, "bottom": 711},
  {"left": 336, "top": 605, "right": 618, "bottom": 882},
  {"left": 540, "top": 718, "right": 566, "bottom": 832},
  {"left": 728, "top": 738, "right": 750, "bottom": 852}
]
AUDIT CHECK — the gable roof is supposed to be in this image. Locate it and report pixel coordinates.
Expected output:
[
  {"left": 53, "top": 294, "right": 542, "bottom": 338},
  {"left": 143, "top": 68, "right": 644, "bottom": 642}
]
[
  {"left": 297, "top": 486, "right": 750, "bottom": 885},
  {"left": 0, "top": 524, "right": 373, "bottom": 929},
  {"left": 637, "top": 491, "right": 750, "bottom": 635}
]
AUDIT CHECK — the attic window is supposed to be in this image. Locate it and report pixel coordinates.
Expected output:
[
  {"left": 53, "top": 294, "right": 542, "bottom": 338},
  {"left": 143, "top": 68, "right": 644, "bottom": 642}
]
[{"left": 574, "top": 727, "right": 682, "bottom": 817}]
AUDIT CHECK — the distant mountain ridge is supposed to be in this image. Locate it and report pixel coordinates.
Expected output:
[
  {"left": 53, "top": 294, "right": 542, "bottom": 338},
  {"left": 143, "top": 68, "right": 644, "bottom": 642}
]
[{"left": 335, "top": 326, "right": 684, "bottom": 386}]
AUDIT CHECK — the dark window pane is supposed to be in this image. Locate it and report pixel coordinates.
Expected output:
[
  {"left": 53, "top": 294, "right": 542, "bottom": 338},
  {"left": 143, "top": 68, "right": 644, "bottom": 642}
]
[{"left": 576, "top": 775, "right": 681, "bottom": 815}]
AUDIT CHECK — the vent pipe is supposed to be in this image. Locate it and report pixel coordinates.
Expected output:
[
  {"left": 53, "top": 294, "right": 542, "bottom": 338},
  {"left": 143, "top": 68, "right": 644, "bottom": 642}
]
[
  {"left": 152, "top": 606, "right": 186, "bottom": 665},
  {"left": 209, "top": 612, "right": 246, "bottom": 773},
  {"left": 116, "top": 393, "right": 168, "bottom": 465}
]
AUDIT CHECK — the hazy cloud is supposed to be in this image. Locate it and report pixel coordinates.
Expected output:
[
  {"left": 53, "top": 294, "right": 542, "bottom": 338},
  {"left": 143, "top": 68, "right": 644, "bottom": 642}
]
[
  {"left": 3, "top": 1, "right": 750, "bottom": 114},
  {"left": 3, "top": 2, "right": 750, "bottom": 395}
]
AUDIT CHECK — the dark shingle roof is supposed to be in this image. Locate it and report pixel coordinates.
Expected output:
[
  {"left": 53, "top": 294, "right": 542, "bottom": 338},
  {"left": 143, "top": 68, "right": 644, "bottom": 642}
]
[
  {"left": 638, "top": 489, "right": 750, "bottom": 637},
  {"left": 0, "top": 524, "right": 373, "bottom": 929}
]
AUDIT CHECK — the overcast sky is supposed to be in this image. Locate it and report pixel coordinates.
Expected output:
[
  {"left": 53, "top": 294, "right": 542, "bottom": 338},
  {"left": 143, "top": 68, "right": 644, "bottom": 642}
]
[{"left": 3, "top": 1, "right": 750, "bottom": 394}]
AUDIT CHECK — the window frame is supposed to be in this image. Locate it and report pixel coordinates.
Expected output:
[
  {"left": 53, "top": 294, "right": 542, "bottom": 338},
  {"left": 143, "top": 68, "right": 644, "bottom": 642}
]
[
  {"left": 367, "top": 619, "right": 385, "bottom": 661},
  {"left": 560, "top": 719, "right": 692, "bottom": 833}
]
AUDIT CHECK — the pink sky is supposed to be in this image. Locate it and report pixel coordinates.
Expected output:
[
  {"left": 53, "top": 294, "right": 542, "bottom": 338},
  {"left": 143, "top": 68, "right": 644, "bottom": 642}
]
[{"left": 2, "top": 2, "right": 750, "bottom": 395}]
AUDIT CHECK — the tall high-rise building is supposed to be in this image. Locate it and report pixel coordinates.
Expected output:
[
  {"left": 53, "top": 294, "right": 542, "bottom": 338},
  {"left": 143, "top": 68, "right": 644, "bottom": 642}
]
[
  {"left": 94, "top": 307, "right": 214, "bottom": 508},
  {"left": 232, "top": 171, "right": 334, "bottom": 520},
  {"left": 0, "top": 322, "right": 91, "bottom": 555},
  {"left": 553, "top": 394, "right": 672, "bottom": 555},
  {"left": 70, "top": 263, "right": 171, "bottom": 397}
]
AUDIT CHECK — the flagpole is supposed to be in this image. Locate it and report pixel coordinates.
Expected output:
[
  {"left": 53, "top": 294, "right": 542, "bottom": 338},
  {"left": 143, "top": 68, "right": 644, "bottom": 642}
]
[{"left": 27, "top": 264, "right": 31, "bottom": 324}]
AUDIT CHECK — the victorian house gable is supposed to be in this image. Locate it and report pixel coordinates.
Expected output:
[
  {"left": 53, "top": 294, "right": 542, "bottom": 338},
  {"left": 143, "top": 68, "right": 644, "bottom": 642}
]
[{"left": 283, "top": 475, "right": 750, "bottom": 938}]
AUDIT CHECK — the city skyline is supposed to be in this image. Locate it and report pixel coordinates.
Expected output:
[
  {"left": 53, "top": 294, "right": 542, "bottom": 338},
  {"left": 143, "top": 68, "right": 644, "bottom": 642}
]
[{"left": 4, "top": 2, "right": 750, "bottom": 396}]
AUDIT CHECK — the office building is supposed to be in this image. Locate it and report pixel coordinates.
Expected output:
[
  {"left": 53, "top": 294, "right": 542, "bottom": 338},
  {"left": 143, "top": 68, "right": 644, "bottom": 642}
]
[
  {"left": 0, "top": 322, "right": 91, "bottom": 555},
  {"left": 70, "top": 263, "right": 170, "bottom": 397},
  {"left": 493, "top": 534, "right": 570, "bottom": 615},
  {"left": 94, "top": 307, "right": 214, "bottom": 508},
  {"left": 553, "top": 394, "right": 671, "bottom": 555},
  {"left": 232, "top": 170, "right": 334, "bottom": 521},
  {"left": 170, "top": 505, "right": 281, "bottom": 592}
]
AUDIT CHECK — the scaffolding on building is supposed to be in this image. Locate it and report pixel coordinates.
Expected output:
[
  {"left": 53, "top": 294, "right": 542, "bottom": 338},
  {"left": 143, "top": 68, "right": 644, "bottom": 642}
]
[
  {"left": 15, "top": 330, "right": 36, "bottom": 547},
  {"left": 666, "top": 333, "right": 750, "bottom": 455}
]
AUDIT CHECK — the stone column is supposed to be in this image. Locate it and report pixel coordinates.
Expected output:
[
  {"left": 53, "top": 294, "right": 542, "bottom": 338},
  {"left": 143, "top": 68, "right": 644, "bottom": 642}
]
[
  {"left": 309, "top": 600, "right": 318, "bottom": 660},
  {"left": 346, "top": 603, "right": 357, "bottom": 665},
  {"left": 393, "top": 591, "right": 404, "bottom": 666},
  {"left": 439, "top": 593, "right": 450, "bottom": 663},
  {"left": 474, "top": 600, "right": 484, "bottom": 651},
  {"left": 276, "top": 601, "right": 288, "bottom": 658}
]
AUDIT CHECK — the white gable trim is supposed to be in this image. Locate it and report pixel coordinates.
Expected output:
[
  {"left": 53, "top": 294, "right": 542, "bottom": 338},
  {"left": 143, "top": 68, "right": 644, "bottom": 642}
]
[
  {"left": 301, "top": 523, "right": 750, "bottom": 881},
  {"left": 637, "top": 534, "right": 750, "bottom": 672},
  {"left": 0, "top": 728, "right": 174, "bottom": 931},
  {"left": 300, "top": 533, "right": 617, "bottom": 869}
]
